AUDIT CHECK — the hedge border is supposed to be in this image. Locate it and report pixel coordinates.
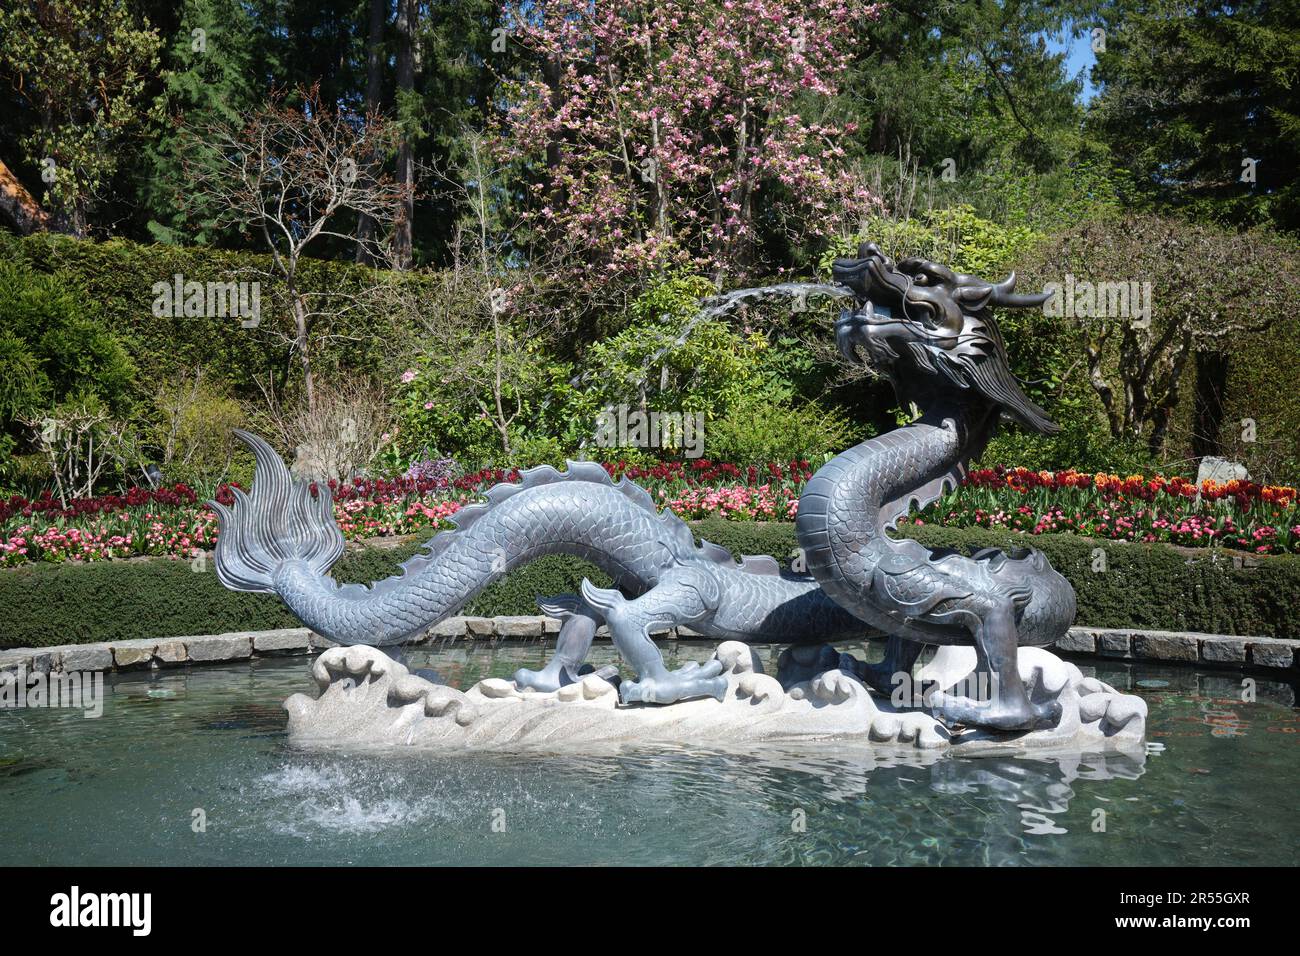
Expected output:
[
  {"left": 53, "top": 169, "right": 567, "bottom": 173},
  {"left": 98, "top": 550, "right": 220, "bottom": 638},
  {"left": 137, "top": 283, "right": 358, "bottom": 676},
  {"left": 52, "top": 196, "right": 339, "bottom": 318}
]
[{"left": 2, "top": 519, "right": 1297, "bottom": 648}]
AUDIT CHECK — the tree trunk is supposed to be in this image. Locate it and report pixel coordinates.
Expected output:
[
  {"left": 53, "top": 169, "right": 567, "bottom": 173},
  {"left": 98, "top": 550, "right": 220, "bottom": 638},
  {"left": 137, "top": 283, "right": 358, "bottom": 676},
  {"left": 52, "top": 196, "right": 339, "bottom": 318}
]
[
  {"left": 355, "top": 0, "right": 388, "bottom": 265},
  {"left": 0, "top": 156, "right": 50, "bottom": 234},
  {"left": 293, "top": 294, "right": 316, "bottom": 413},
  {"left": 392, "top": 0, "right": 416, "bottom": 269},
  {"left": 1191, "top": 350, "right": 1230, "bottom": 460}
]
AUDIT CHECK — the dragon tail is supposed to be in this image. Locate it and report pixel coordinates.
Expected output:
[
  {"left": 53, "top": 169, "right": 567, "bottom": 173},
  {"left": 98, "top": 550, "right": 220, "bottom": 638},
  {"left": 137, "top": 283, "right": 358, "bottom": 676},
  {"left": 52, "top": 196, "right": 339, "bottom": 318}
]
[{"left": 208, "top": 429, "right": 345, "bottom": 594}]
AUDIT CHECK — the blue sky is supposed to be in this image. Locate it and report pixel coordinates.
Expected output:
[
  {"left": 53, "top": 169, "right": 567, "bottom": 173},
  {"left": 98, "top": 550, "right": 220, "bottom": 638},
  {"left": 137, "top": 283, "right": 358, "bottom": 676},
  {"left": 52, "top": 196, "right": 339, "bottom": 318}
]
[{"left": 1045, "top": 32, "right": 1100, "bottom": 103}]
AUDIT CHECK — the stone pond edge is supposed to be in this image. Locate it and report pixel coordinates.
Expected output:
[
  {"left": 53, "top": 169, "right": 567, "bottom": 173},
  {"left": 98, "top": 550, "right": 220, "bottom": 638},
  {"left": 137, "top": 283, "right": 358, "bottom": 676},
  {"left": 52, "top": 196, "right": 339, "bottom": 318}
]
[{"left": 1, "top": 619, "right": 1297, "bottom": 676}]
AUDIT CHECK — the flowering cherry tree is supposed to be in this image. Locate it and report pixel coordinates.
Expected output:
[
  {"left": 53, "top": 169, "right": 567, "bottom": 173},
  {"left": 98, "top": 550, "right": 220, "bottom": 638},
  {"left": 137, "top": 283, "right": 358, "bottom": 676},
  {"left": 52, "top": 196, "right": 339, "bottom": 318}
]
[{"left": 496, "top": 0, "right": 885, "bottom": 293}]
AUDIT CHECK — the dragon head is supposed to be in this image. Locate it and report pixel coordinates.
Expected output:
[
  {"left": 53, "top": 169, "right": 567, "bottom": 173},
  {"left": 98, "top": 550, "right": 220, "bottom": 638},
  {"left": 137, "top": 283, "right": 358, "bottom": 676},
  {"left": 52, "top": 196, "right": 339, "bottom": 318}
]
[{"left": 831, "top": 241, "right": 1059, "bottom": 434}]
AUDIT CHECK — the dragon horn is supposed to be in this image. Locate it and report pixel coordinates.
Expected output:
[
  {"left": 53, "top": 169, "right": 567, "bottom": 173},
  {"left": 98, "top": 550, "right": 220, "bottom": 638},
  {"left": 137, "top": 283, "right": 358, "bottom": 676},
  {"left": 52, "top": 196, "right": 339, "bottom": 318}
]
[{"left": 988, "top": 273, "right": 1052, "bottom": 309}]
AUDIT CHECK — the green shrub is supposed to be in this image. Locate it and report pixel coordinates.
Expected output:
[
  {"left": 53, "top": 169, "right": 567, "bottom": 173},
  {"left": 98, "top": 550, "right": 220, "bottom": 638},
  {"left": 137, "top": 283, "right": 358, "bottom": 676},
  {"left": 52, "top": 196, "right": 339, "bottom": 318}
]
[
  {"left": 705, "top": 393, "right": 854, "bottom": 465},
  {"left": 150, "top": 372, "right": 247, "bottom": 488},
  {"left": 0, "top": 259, "right": 138, "bottom": 429},
  {"left": 818, "top": 205, "right": 1042, "bottom": 279},
  {"left": 0, "top": 231, "right": 411, "bottom": 407},
  {"left": 2, "top": 520, "right": 1295, "bottom": 647},
  {"left": 504, "top": 435, "right": 572, "bottom": 469},
  {"left": 395, "top": 330, "right": 577, "bottom": 468},
  {"left": 0, "top": 332, "right": 47, "bottom": 421},
  {"left": 977, "top": 426, "right": 1158, "bottom": 477},
  {"left": 573, "top": 315, "right": 768, "bottom": 428}
]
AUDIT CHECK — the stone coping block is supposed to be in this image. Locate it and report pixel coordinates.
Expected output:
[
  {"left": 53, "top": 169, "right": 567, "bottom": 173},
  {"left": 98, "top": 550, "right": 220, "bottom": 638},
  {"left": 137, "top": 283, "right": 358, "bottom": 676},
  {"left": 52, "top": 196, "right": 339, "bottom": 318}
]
[
  {"left": 186, "top": 633, "right": 254, "bottom": 662},
  {"left": 1056, "top": 629, "right": 1096, "bottom": 654},
  {"left": 111, "top": 640, "right": 157, "bottom": 668},
  {"left": 493, "top": 616, "right": 545, "bottom": 638},
  {"left": 14, "top": 643, "right": 116, "bottom": 673},
  {"left": 1058, "top": 627, "right": 1299, "bottom": 670},
  {"left": 1098, "top": 631, "right": 1133, "bottom": 659},
  {"left": 1, "top": 621, "right": 1295, "bottom": 672},
  {"left": 1133, "top": 633, "right": 1199, "bottom": 662},
  {"left": 430, "top": 616, "right": 469, "bottom": 638},
  {"left": 463, "top": 617, "right": 495, "bottom": 637},
  {"left": 155, "top": 640, "right": 187, "bottom": 663},
  {"left": 253, "top": 629, "right": 313, "bottom": 653},
  {"left": 1248, "top": 639, "right": 1296, "bottom": 669},
  {"left": 1201, "top": 637, "right": 1248, "bottom": 664}
]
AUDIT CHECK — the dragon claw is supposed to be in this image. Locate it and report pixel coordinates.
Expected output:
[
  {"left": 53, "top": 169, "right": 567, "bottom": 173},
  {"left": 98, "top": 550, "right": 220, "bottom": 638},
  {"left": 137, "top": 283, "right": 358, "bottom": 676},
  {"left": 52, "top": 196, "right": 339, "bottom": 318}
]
[
  {"left": 928, "top": 692, "right": 1062, "bottom": 732},
  {"left": 620, "top": 660, "right": 728, "bottom": 705},
  {"left": 513, "top": 659, "right": 593, "bottom": 693},
  {"left": 512, "top": 664, "right": 565, "bottom": 693}
]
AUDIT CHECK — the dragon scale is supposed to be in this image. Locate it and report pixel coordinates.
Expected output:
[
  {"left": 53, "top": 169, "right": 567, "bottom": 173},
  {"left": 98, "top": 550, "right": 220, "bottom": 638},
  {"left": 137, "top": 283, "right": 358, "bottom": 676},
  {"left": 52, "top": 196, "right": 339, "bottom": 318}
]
[
  {"left": 797, "top": 407, "right": 1074, "bottom": 649},
  {"left": 213, "top": 431, "right": 864, "bottom": 701}
]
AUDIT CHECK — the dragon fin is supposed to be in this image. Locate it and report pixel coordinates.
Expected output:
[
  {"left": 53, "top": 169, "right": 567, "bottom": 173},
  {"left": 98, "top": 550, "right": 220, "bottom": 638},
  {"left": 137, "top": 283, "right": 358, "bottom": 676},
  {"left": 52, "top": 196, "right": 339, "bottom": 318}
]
[
  {"left": 579, "top": 579, "right": 626, "bottom": 614},
  {"left": 536, "top": 593, "right": 584, "bottom": 619}
]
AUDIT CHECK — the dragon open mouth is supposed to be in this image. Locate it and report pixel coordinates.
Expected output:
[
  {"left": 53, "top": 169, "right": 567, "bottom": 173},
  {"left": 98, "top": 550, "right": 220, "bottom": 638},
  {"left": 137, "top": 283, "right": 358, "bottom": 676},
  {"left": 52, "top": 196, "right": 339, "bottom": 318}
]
[
  {"left": 836, "top": 312, "right": 865, "bottom": 364},
  {"left": 836, "top": 301, "right": 907, "bottom": 365}
]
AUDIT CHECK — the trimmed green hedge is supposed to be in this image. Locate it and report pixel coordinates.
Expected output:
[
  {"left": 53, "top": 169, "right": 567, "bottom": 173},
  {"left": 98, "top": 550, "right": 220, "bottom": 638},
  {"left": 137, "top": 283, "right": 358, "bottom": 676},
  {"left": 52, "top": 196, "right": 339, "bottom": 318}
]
[
  {"left": 0, "top": 231, "right": 420, "bottom": 400},
  {"left": 0, "top": 542, "right": 609, "bottom": 648},
  {"left": 2, "top": 520, "right": 1296, "bottom": 647},
  {"left": 698, "top": 519, "right": 1300, "bottom": 638}
]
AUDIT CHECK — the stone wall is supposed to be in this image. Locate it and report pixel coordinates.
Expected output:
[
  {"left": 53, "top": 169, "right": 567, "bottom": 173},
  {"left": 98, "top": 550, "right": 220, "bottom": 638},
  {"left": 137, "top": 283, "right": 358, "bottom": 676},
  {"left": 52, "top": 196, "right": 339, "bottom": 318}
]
[{"left": 1, "top": 620, "right": 1296, "bottom": 676}]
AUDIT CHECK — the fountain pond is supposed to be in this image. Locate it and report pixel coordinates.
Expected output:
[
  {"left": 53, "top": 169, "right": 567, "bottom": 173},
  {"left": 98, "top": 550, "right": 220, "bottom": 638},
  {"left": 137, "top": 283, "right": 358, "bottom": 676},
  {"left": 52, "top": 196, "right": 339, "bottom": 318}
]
[{"left": 0, "top": 640, "right": 1295, "bottom": 866}]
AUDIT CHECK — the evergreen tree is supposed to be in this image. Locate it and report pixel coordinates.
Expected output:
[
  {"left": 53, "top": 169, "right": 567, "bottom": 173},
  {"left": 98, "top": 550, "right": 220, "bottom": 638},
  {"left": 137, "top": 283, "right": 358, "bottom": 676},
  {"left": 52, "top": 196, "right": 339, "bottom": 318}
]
[
  {"left": 1089, "top": 0, "right": 1300, "bottom": 231},
  {"left": 140, "top": 0, "right": 276, "bottom": 244},
  {"left": 0, "top": 0, "right": 162, "bottom": 235},
  {"left": 841, "top": 1, "right": 1092, "bottom": 177}
]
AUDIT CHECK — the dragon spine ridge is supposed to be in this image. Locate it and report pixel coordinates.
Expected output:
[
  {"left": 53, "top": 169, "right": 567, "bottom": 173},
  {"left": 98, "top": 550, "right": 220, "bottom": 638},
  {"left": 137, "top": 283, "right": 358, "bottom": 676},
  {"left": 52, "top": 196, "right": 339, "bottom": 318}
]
[{"left": 211, "top": 429, "right": 843, "bottom": 653}]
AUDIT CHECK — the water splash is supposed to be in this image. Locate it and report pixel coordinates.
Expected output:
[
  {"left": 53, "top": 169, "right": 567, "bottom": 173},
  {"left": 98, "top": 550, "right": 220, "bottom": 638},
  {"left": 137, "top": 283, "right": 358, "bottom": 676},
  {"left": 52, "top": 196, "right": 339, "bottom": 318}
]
[
  {"left": 556, "top": 281, "right": 854, "bottom": 450},
  {"left": 698, "top": 281, "right": 854, "bottom": 319},
  {"left": 257, "top": 761, "right": 450, "bottom": 837},
  {"left": 627, "top": 282, "right": 854, "bottom": 379}
]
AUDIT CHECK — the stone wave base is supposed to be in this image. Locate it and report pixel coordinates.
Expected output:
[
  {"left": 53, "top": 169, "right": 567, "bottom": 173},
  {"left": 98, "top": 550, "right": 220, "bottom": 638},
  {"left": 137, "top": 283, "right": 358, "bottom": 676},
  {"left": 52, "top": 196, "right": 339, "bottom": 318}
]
[{"left": 285, "top": 641, "right": 1147, "bottom": 757}]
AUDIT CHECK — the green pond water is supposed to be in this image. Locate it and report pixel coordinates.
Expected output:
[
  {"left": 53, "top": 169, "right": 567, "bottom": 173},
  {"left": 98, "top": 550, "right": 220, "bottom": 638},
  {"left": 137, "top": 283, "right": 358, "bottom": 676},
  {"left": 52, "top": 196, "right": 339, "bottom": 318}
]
[{"left": 0, "top": 640, "right": 1296, "bottom": 866}]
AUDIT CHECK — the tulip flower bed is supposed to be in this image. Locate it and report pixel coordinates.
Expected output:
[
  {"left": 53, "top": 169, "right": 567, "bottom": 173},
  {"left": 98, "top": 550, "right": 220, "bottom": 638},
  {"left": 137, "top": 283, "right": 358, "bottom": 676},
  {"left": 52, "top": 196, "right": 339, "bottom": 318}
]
[
  {"left": 900, "top": 467, "right": 1300, "bottom": 556},
  {"left": 1, "top": 460, "right": 1297, "bottom": 568},
  {"left": 0, "top": 484, "right": 223, "bottom": 567},
  {"left": 612, "top": 459, "right": 813, "bottom": 521},
  {"left": 0, "top": 460, "right": 816, "bottom": 567}
]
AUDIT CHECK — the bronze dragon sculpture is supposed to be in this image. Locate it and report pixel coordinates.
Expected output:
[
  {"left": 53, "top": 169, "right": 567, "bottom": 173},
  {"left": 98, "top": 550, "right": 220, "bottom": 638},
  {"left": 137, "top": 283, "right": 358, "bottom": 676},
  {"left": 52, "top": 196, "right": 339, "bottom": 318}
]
[
  {"left": 211, "top": 243, "right": 1074, "bottom": 731},
  {"left": 797, "top": 242, "right": 1076, "bottom": 729}
]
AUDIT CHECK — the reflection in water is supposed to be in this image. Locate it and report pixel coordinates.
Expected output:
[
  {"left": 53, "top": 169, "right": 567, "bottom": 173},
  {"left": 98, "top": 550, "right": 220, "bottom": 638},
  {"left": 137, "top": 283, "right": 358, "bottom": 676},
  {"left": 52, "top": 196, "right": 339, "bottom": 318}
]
[
  {"left": 930, "top": 751, "right": 1146, "bottom": 838},
  {"left": 0, "top": 641, "right": 1294, "bottom": 866},
  {"left": 1200, "top": 698, "right": 1250, "bottom": 738}
]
